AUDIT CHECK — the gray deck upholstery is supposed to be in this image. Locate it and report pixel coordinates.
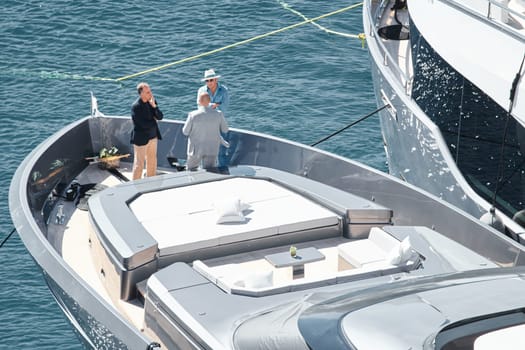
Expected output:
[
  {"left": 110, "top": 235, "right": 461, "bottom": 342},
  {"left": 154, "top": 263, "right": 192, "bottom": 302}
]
[{"left": 88, "top": 167, "right": 393, "bottom": 300}]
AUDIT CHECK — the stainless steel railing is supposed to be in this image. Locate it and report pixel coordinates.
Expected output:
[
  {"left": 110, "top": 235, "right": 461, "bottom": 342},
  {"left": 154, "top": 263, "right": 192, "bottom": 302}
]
[
  {"left": 364, "top": 0, "right": 413, "bottom": 93},
  {"left": 442, "top": 0, "right": 525, "bottom": 42},
  {"left": 364, "top": 0, "right": 525, "bottom": 96}
]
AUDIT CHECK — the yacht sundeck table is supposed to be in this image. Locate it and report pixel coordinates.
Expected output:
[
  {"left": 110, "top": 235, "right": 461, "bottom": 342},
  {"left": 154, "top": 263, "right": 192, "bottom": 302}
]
[{"left": 265, "top": 247, "right": 325, "bottom": 279}]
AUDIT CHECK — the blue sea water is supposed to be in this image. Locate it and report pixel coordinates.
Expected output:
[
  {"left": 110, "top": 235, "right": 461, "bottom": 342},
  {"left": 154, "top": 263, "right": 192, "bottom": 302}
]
[{"left": 0, "top": 1, "right": 385, "bottom": 348}]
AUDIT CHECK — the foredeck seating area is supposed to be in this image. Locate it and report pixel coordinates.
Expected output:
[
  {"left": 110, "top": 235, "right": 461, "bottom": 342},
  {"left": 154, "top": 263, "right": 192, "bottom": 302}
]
[
  {"left": 192, "top": 227, "right": 421, "bottom": 297},
  {"left": 88, "top": 169, "right": 394, "bottom": 300}
]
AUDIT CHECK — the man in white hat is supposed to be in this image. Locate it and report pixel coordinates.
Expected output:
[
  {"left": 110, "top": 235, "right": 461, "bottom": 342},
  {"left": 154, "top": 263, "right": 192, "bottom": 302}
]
[{"left": 196, "top": 68, "right": 230, "bottom": 168}]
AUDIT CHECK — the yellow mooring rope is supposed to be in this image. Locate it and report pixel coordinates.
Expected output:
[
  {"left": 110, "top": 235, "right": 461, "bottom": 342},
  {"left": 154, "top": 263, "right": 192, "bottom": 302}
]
[
  {"left": 113, "top": 2, "right": 364, "bottom": 82},
  {"left": 277, "top": 0, "right": 366, "bottom": 44}
]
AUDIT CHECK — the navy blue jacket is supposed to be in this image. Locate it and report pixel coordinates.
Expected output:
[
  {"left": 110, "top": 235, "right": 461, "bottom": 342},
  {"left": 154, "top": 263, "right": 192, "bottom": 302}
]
[{"left": 130, "top": 98, "right": 163, "bottom": 146}]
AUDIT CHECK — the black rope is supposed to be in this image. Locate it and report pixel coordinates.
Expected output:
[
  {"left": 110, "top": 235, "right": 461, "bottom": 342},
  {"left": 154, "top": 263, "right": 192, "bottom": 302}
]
[
  {"left": 310, "top": 104, "right": 389, "bottom": 147},
  {"left": 0, "top": 228, "right": 17, "bottom": 249},
  {"left": 509, "top": 53, "right": 525, "bottom": 105},
  {"left": 106, "top": 167, "right": 130, "bottom": 182}
]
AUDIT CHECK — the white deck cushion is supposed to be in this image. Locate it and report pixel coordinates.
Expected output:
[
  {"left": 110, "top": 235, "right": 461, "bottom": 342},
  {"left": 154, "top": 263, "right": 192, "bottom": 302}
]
[
  {"left": 130, "top": 178, "right": 340, "bottom": 257},
  {"left": 338, "top": 240, "right": 387, "bottom": 268},
  {"left": 234, "top": 270, "right": 273, "bottom": 289},
  {"left": 338, "top": 227, "right": 400, "bottom": 268},
  {"left": 214, "top": 197, "right": 247, "bottom": 224},
  {"left": 368, "top": 227, "right": 400, "bottom": 251},
  {"left": 387, "top": 236, "right": 414, "bottom": 265},
  {"left": 193, "top": 259, "right": 281, "bottom": 295}
]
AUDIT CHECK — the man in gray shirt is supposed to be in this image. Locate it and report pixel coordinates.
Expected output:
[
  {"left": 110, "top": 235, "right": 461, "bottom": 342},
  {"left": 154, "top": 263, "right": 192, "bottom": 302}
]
[{"left": 183, "top": 92, "right": 229, "bottom": 171}]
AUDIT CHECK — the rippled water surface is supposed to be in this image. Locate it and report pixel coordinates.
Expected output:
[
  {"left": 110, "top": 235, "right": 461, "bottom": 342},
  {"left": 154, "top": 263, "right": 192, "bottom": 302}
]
[{"left": 0, "top": 0, "right": 385, "bottom": 348}]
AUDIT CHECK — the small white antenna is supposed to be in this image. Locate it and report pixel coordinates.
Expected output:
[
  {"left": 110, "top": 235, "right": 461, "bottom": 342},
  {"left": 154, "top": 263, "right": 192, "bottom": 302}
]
[{"left": 90, "top": 91, "right": 99, "bottom": 117}]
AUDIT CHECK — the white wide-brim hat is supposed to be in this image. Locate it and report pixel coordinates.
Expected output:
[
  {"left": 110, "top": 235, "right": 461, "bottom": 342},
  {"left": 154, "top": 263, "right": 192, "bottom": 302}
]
[{"left": 201, "top": 69, "right": 221, "bottom": 81}]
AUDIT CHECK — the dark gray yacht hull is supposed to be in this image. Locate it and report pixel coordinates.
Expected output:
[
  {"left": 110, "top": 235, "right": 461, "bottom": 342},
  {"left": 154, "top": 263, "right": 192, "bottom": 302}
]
[{"left": 10, "top": 115, "right": 524, "bottom": 349}]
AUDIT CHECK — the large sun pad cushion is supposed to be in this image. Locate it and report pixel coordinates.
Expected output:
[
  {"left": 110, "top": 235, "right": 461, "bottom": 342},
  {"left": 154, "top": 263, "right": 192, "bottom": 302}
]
[{"left": 129, "top": 177, "right": 340, "bottom": 256}]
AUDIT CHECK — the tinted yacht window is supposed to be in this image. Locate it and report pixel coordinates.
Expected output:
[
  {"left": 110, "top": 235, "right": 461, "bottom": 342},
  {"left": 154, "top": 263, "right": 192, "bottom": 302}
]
[{"left": 410, "top": 22, "right": 525, "bottom": 221}]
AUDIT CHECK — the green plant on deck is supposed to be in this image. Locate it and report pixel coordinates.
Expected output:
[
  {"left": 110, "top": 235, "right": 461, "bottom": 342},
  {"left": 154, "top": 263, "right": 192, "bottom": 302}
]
[{"left": 99, "top": 146, "right": 119, "bottom": 158}]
